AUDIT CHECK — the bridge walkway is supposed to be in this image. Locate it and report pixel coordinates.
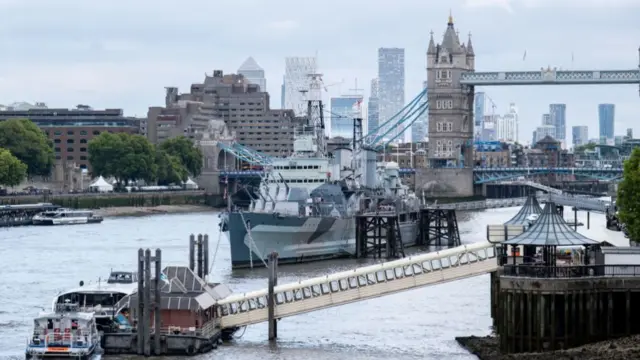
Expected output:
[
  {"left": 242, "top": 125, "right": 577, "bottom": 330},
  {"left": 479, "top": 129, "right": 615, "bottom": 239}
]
[{"left": 216, "top": 241, "right": 499, "bottom": 329}]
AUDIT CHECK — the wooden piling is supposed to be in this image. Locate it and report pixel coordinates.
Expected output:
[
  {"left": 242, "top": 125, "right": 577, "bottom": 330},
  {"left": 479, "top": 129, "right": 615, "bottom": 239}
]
[
  {"left": 197, "top": 234, "right": 204, "bottom": 279},
  {"left": 189, "top": 234, "right": 195, "bottom": 272},
  {"left": 154, "top": 249, "right": 162, "bottom": 355},
  {"left": 203, "top": 234, "right": 209, "bottom": 279},
  {"left": 267, "top": 252, "right": 279, "bottom": 341},
  {"left": 143, "top": 249, "right": 152, "bottom": 356},
  {"left": 136, "top": 248, "right": 144, "bottom": 355},
  {"left": 574, "top": 208, "right": 578, "bottom": 231},
  {"left": 587, "top": 212, "right": 590, "bottom": 229}
]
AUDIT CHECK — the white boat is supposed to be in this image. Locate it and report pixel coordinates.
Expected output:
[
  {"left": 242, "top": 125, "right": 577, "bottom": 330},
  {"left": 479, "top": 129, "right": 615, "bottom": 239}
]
[
  {"left": 32, "top": 209, "right": 103, "bottom": 226},
  {"left": 25, "top": 302, "right": 100, "bottom": 359},
  {"left": 52, "top": 271, "right": 138, "bottom": 331}
]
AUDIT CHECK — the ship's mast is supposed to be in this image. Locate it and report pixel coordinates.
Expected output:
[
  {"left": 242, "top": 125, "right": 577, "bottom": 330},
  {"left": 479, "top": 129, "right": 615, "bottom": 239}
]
[{"left": 306, "top": 73, "right": 327, "bottom": 157}]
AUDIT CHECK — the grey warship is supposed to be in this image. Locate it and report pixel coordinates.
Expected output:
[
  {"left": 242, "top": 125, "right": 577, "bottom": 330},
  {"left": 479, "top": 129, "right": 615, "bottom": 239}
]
[{"left": 221, "top": 74, "right": 422, "bottom": 269}]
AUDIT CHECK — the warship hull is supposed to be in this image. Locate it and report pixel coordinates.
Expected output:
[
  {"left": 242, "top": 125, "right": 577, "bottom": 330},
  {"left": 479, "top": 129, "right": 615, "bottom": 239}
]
[{"left": 224, "top": 211, "right": 418, "bottom": 269}]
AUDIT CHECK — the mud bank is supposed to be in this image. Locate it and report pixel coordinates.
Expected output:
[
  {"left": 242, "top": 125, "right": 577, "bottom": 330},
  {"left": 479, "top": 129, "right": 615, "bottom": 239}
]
[
  {"left": 94, "top": 205, "right": 215, "bottom": 218},
  {"left": 456, "top": 335, "right": 640, "bottom": 360}
]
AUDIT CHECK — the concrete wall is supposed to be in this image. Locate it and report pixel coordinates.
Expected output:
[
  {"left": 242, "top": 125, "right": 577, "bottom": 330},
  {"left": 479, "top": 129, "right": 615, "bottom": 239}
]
[{"left": 415, "top": 168, "right": 473, "bottom": 197}]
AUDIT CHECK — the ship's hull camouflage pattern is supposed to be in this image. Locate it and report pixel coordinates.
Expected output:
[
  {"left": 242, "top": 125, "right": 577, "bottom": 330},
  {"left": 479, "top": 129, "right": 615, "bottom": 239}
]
[{"left": 224, "top": 211, "right": 418, "bottom": 269}]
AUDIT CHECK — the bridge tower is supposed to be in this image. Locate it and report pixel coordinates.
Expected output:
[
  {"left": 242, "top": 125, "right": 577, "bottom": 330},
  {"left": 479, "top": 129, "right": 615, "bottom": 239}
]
[{"left": 418, "top": 14, "right": 475, "bottom": 197}]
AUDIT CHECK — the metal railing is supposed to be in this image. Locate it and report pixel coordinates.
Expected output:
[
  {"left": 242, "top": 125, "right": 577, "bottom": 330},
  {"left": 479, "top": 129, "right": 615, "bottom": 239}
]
[
  {"left": 155, "top": 321, "right": 219, "bottom": 337},
  {"left": 503, "top": 264, "right": 640, "bottom": 278}
]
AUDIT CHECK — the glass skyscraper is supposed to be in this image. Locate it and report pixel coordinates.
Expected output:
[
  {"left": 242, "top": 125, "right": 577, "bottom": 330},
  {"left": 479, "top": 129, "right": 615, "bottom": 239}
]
[
  {"left": 598, "top": 103, "right": 615, "bottom": 144},
  {"left": 549, "top": 103, "right": 566, "bottom": 145},
  {"left": 377, "top": 48, "right": 405, "bottom": 142},
  {"left": 572, "top": 125, "right": 588, "bottom": 147},
  {"left": 330, "top": 96, "right": 363, "bottom": 138},
  {"left": 367, "top": 78, "right": 379, "bottom": 134},
  {"left": 474, "top": 92, "right": 485, "bottom": 140}
]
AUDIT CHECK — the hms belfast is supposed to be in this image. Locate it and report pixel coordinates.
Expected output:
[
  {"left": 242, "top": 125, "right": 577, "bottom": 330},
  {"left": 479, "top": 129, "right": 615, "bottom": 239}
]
[{"left": 221, "top": 74, "right": 429, "bottom": 269}]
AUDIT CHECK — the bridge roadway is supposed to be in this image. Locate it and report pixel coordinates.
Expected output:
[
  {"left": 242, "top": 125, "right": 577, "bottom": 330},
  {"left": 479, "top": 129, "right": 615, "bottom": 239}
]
[
  {"left": 216, "top": 241, "right": 499, "bottom": 329},
  {"left": 219, "top": 167, "right": 623, "bottom": 183}
]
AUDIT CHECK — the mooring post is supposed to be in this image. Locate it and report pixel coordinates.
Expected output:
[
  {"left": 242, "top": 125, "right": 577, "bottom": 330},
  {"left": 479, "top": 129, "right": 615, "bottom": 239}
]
[
  {"left": 574, "top": 207, "right": 578, "bottom": 231},
  {"left": 197, "top": 234, "right": 204, "bottom": 279},
  {"left": 137, "top": 249, "right": 144, "bottom": 355},
  {"left": 203, "top": 234, "right": 209, "bottom": 279},
  {"left": 189, "top": 234, "right": 195, "bottom": 272},
  {"left": 144, "top": 249, "right": 152, "bottom": 356},
  {"left": 267, "top": 251, "right": 279, "bottom": 341},
  {"left": 154, "top": 249, "right": 162, "bottom": 355},
  {"left": 587, "top": 212, "right": 590, "bottom": 229}
]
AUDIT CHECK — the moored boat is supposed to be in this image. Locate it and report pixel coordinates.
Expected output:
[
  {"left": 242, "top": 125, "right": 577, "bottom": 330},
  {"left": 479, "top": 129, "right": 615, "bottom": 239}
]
[
  {"left": 32, "top": 209, "right": 103, "bottom": 226},
  {"left": 25, "top": 301, "right": 100, "bottom": 359}
]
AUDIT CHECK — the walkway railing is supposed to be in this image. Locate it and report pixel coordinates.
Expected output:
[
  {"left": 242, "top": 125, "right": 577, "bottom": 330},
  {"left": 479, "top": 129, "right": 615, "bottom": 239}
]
[
  {"left": 425, "top": 197, "right": 529, "bottom": 211},
  {"left": 216, "top": 241, "right": 499, "bottom": 329},
  {"left": 503, "top": 264, "right": 640, "bottom": 278}
]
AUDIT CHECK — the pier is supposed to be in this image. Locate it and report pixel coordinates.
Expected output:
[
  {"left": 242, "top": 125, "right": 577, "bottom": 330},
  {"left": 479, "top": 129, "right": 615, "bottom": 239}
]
[
  {"left": 0, "top": 203, "right": 59, "bottom": 227},
  {"left": 355, "top": 211, "right": 408, "bottom": 259}
]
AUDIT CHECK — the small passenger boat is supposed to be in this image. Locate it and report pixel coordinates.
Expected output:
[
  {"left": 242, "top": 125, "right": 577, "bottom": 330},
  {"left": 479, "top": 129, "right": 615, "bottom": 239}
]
[
  {"left": 25, "top": 301, "right": 101, "bottom": 359},
  {"left": 32, "top": 208, "right": 103, "bottom": 226}
]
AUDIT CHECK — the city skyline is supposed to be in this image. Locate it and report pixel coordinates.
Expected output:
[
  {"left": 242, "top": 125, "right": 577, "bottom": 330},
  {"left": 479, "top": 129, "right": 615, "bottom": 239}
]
[{"left": 0, "top": 0, "right": 638, "bottom": 141}]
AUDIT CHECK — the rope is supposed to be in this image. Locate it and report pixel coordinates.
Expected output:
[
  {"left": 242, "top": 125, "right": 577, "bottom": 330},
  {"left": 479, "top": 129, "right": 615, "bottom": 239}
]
[
  {"left": 209, "top": 231, "right": 222, "bottom": 275},
  {"left": 234, "top": 326, "right": 248, "bottom": 338}
]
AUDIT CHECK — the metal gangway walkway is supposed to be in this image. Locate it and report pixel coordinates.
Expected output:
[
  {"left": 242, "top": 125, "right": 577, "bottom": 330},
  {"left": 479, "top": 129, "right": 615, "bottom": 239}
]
[
  {"left": 494, "top": 180, "right": 563, "bottom": 195},
  {"left": 426, "top": 197, "right": 529, "bottom": 211},
  {"left": 548, "top": 194, "right": 610, "bottom": 213},
  {"left": 216, "top": 241, "right": 499, "bottom": 329}
]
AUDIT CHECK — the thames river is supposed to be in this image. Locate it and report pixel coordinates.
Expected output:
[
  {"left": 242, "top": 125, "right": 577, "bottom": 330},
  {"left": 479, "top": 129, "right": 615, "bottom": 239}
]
[{"left": 0, "top": 205, "right": 627, "bottom": 360}]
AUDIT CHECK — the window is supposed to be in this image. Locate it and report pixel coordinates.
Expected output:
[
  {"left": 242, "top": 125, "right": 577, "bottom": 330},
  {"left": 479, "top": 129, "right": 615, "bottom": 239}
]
[
  {"left": 436, "top": 69, "right": 451, "bottom": 80},
  {"left": 447, "top": 100, "right": 453, "bottom": 109},
  {"left": 67, "top": 130, "right": 74, "bottom": 135},
  {"left": 80, "top": 156, "right": 87, "bottom": 161},
  {"left": 436, "top": 122, "right": 442, "bottom": 132},
  {"left": 54, "top": 139, "right": 61, "bottom": 144},
  {"left": 92, "top": 130, "right": 100, "bottom": 135},
  {"left": 80, "top": 139, "right": 87, "bottom": 144},
  {"left": 66, "top": 155, "right": 74, "bottom": 160},
  {"left": 67, "top": 147, "right": 74, "bottom": 152},
  {"left": 67, "top": 139, "right": 74, "bottom": 144},
  {"left": 80, "top": 130, "right": 87, "bottom": 135},
  {"left": 80, "top": 147, "right": 87, "bottom": 152},
  {"left": 446, "top": 122, "right": 453, "bottom": 132},
  {"left": 54, "top": 147, "right": 60, "bottom": 152},
  {"left": 54, "top": 130, "right": 62, "bottom": 136}
]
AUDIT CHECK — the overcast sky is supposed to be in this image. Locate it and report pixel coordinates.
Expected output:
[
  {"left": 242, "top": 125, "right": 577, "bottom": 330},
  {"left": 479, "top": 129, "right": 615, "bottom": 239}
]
[{"left": 0, "top": 0, "right": 638, "bottom": 144}]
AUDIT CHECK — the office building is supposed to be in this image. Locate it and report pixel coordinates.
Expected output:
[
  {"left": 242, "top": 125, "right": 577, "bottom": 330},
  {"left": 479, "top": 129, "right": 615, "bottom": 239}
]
[
  {"left": 496, "top": 103, "right": 518, "bottom": 143},
  {"left": 377, "top": 48, "right": 405, "bottom": 142},
  {"left": 330, "top": 96, "right": 363, "bottom": 138},
  {"left": 572, "top": 126, "right": 588, "bottom": 147},
  {"left": 533, "top": 125, "right": 556, "bottom": 145},
  {"left": 474, "top": 92, "right": 485, "bottom": 140},
  {"left": 627, "top": 128, "right": 633, "bottom": 139},
  {"left": 147, "top": 71, "right": 298, "bottom": 157},
  {"left": 481, "top": 114, "right": 498, "bottom": 141},
  {"left": 599, "top": 103, "right": 615, "bottom": 144},
  {"left": 0, "top": 104, "right": 139, "bottom": 171},
  {"left": 238, "top": 57, "right": 266, "bottom": 92},
  {"left": 283, "top": 56, "right": 317, "bottom": 117},
  {"left": 280, "top": 76, "right": 285, "bottom": 109},
  {"left": 549, "top": 103, "right": 566, "bottom": 144},
  {"left": 542, "top": 113, "right": 552, "bottom": 126},
  {"left": 411, "top": 80, "right": 428, "bottom": 142},
  {"left": 367, "top": 78, "right": 379, "bottom": 134}
]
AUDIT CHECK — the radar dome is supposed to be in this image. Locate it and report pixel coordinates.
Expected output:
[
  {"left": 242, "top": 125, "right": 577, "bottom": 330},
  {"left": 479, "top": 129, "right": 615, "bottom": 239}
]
[{"left": 385, "top": 162, "right": 400, "bottom": 170}]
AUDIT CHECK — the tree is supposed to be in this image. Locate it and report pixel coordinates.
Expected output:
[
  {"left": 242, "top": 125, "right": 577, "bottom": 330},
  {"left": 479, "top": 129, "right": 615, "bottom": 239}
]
[
  {"left": 156, "top": 149, "right": 188, "bottom": 186},
  {"left": 159, "top": 136, "right": 203, "bottom": 177},
  {"left": 617, "top": 147, "right": 640, "bottom": 242},
  {"left": 88, "top": 132, "right": 157, "bottom": 184},
  {"left": 0, "top": 118, "right": 54, "bottom": 177},
  {"left": 0, "top": 148, "right": 27, "bottom": 187}
]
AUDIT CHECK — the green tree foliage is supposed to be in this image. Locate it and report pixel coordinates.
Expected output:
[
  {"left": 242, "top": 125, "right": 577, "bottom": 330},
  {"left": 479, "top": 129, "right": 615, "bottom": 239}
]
[
  {"left": 159, "top": 136, "right": 203, "bottom": 177},
  {"left": 617, "top": 147, "right": 640, "bottom": 242},
  {"left": 0, "top": 147, "right": 27, "bottom": 187},
  {"left": 0, "top": 118, "right": 54, "bottom": 177},
  {"left": 88, "top": 132, "right": 157, "bottom": 184},
  {"left": 156, "top": 149, "right": 188, "bottom": 186},
  {"left": 575, "top": 143, "right": 597, "bottom": 153}
]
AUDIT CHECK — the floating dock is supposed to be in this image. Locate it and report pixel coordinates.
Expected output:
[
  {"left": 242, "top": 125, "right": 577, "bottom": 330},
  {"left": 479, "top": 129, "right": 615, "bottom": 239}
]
[{"left": 0, "top": 203, "right": 59, "bottom": 227}]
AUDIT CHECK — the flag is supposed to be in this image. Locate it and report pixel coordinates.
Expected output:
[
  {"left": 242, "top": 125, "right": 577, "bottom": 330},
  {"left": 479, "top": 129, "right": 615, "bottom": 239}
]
[{"left": 352, "top": 99, "right": 363, "bottom": 111}]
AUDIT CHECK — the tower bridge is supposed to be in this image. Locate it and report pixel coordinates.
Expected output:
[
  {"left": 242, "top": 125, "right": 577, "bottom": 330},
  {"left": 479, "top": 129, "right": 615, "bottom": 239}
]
[{"left": 417, "top": 15, "right": 639, "bottom": 198}]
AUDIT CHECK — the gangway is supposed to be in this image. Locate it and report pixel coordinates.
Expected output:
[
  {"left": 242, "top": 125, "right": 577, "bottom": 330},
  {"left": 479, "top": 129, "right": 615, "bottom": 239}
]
[
  {"left": 548, "top": 194, "right": 610, "bottom": 213},
  {"left": 494, "top": 180, "right": 563, "bottom": 195},
  {"left": 426, "top": 197, "right": 530, "bottom": 211},
  {"left": 216, "top": 241, "right": 499, "bottom": 329}
]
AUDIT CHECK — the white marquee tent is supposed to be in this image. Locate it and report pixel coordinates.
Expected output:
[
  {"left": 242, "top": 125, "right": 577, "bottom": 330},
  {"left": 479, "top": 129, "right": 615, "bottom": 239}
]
[
  {"left": 184, "top": 178, "right": 198, "bottom": 190},
  {"left": 89, "top": 176, "right": 114, "bottom": 192}
]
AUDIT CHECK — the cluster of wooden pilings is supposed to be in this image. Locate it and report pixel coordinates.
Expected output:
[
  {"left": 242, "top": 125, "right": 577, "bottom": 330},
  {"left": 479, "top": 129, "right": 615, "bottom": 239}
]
[
  {"left": 189, "top": 234, "right": 210, "bottom": 279},
  {"left": 136, "top": 248, "right": 162, "bottom": 356},
  {"left": 491, "top": 272, "right": 640, "bottom": 353}
]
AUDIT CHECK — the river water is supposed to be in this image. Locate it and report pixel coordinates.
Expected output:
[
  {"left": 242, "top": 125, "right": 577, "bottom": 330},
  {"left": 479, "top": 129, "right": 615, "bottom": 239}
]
[{"left": 0, "top": 205, "right": 627, "bottom": 360}]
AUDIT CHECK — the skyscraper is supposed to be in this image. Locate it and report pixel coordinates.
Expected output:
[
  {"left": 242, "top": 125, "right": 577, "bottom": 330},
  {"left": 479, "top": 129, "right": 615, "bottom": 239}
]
[
  {"left": 542, "top": 113, "right": 552, "bottom": 126},
  {"left": 598, "top": 103, "right": 615, "bottom": 145},
  {"left": 280, "top": 76, "right": 285, "bottom": 109},
  {"left": 330, "top": 96, "right": 363, "bottom": 138},
  {"left": 377, "top": 48, "right": 405, "bottom": 142},
  {"left": 367, "top": 78, "right": 379, "bottom": 134},
  {"left": 283, "top": 57, "right": 318, "bottom": 116},
  {"left": 474, "top": 92, "right": 485, "bottom": 140},
  {"left": 549, "top": 103, "right": 566, "bottom": 145},
  {"left": 496, "top": 103, "right": 518, "bottom": 143},
  {"left": 572, "top": 126, "right": 588, "bottom": 147},
  {"left": 238, "top": 57, "right": 266, "bottom": 92},
  {"left": 411, "top": 80, "right": 428, "bottom": 142}
]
